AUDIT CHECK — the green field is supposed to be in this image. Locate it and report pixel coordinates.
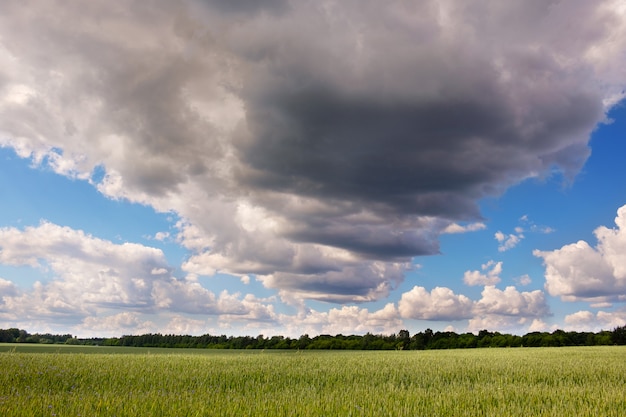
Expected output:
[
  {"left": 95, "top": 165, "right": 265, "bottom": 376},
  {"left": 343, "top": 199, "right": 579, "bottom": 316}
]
[{"left": 1, "top": 345, "right": 625, "bottom": 416}]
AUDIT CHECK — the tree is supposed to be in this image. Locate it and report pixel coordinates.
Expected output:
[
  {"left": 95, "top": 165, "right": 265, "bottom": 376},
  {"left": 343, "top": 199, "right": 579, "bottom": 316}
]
[
  {"left": 0, "top": 329, "right": 16, "bottom": 343},
  {"left": 409, "top": 332, "right": 426, "bottom": 350},
  {"left": 297, "top": 334, "right": 311, "bottom": 349},
  {"left": 612, "top": 325, "right": 626, "bottom": 345},
  {"left": 397, "top": 329, "right": 410, "bottom": 350}
]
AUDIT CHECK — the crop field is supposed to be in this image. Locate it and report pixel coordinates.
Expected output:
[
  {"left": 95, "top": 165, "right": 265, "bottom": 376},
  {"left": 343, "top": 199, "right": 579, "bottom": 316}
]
[{"left": 1, "top": 345, "right": 625, "bottom": 416}]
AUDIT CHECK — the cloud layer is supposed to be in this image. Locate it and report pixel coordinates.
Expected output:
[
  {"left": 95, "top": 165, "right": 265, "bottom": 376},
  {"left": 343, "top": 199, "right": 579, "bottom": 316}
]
[
  {"left": 0, "top": 220, "right": 550, "bottom": 336},
  {"left": 1, "top": 0, "right": 625, "bottom": 307}
]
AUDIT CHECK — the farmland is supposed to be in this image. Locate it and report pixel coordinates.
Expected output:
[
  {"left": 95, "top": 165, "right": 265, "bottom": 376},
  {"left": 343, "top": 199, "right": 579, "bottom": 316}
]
[{"left": 1, "top": 345, "right": 625, "bottom": 416}]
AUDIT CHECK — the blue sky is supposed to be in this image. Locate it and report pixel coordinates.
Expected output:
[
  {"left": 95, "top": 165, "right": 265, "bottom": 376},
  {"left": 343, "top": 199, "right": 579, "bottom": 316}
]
[{"left": 1, "top": 1, "right": 625, "bottom": 337}]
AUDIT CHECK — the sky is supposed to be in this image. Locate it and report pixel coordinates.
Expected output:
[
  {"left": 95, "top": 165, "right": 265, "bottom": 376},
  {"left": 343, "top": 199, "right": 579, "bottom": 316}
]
[{"left": 1, "top": 0, "right": 625, "bottom": 338}]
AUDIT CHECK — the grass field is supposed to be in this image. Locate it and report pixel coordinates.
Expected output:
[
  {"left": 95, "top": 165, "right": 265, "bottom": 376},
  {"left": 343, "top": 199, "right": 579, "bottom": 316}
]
[{"left": 1, "top": 344, "right": 625, "bottom": 416}]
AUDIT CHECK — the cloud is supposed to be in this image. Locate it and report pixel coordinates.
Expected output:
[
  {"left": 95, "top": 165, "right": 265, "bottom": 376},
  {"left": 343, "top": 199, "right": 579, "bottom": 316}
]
[
  {"left": 0, "top": 222, "right": 276, "bottom": 324},
  {"left": 526, "top": 319, "right": 555, "bottom": 333},
  {"left": 398, "top": 283, "right": 550, "bottom": 334},
  {"left": 75, "top": 312, "right": 216, "bottom": 338},
  {"left": 77, "top": 312, "right": 156, "bottom": 337},
  {"left": 514, "top": 274, "right": 532, "bottom": 286},
  {"left": 474, "top": 286, "right": 549, "bottom": 317},
  {"left": 495, "top": 231, "right": 523, "bottom": 252},
  {"left": 495, "top": 215, "right": 555, "bottom": 252},
  {"left": 463, "top": 260, "right": 502, "bottom": 286},
  {"left": 259, "top": 261, "right": 408, "bottom": 303},
  {"left": 279, "top": 303, "right": 402, "bottom": 337},
  {"left": 534, "top": 204, "right": 626, "bottom": 302},
  {"left": 467, "top": 285, "right": 549, "bottom": 333},
  {"left": 442, "top": 222, "right": 487, "bottom": 234},
  {"left": 398, "top": 286, "right": 474, "bottom": 321},
  {"left": 0, "top": 1, "right": 625, "bottom": 303},
  {"left": 0, "top": 277, "right": 18, "bottom": 298},
  {"left": 153, "top": 232, "right": 170, "bottom": 241},
  {"left": 564, "top": 310, "right": 626, "bottom": 332},
  {"left": 0, "top": 221, "right": 171, "bottom": 310},
  {"left": 519, "top": 215, "right": 555, "bottom": 234}
]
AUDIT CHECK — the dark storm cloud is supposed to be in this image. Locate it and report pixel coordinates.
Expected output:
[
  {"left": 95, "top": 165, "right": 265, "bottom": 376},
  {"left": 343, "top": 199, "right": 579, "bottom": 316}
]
[
  {"left": 238, "top": 84, "right": 600, "bottom": 210},
  {"left": 225, "top": 0, "right": 609, "bottom": 273},
  {"left": 282, "top": 218, "right": 441, "bottom": 260},
  {"left": 262, "top": 261, "right": 407, "bottom": 303}
]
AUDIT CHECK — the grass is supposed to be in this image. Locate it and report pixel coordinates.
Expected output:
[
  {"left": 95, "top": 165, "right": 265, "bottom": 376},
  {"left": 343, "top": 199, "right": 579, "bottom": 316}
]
[{"left": 1, "top": 345, "right": 625, "bottom": 416}]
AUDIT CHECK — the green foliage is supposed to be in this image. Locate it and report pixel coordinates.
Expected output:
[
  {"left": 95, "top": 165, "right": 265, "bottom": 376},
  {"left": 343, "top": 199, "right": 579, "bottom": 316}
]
[
  {"left": 612, "top": 325, "right": 626, "bottom": 345},
  {"left": 1, "top": 347, "right": 625, "bottom": 416},
  {"left": 2, "top": 325, "right": 626, "bottom": 351}
]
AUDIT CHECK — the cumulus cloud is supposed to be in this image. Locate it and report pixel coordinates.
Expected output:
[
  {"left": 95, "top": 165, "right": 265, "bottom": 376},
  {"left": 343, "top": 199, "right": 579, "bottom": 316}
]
[
  {"left": 0, "top": 0, "right": 625, "bottom": 303},
  {"left": 564, "top": 310, "right": 626, "bottom": 332},
  {"left": 468, "top": 285, "right": 550, "bottom": 333},
  {"left": 0, "top": 222, "right": 276, "bottom": 325},
  {"left": 279, "top": 303, "right": 402, "bottom": 337},
  {"left": 398, "top": 282, "right": 550, "bottom": 334},
  {"left": 0, "top": 221, "right": 170, "bottom": 311},
  {"left": 398, "top": 286, "right": 474, "bottom": 321},
  {"left": 526, "top": 319, "right": 555, "bottom": 333},
  {"left": 463, "top": 260, "right": 502, "bottom": 286},
  {"left": 474, "top": 286, "right": 549, "bottom": 317},
  {"left": 534, "top": 204, "right": 626, "bottom": 302}
]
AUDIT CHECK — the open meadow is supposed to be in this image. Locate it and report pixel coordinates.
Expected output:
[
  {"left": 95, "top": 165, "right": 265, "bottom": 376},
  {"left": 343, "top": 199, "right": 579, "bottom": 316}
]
[{"left": 1, "top": 344, "right": 625, "bottom": 416}]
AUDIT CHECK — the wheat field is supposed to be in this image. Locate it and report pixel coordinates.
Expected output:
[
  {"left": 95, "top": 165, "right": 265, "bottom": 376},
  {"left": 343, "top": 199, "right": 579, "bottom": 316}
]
[{"left": 1, "top": 345, "right": 625, "bottom": 416}]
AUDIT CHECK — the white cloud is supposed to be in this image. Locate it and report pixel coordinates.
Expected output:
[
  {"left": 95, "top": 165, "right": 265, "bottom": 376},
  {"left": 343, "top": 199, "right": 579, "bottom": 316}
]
[
  {"left": 161, "top": 315, "right": 209, "bottom": 336},
  {"left": 0, "top": 221, "right": 170, "bottom": 312},
  {"left": 532, "top": 225, "right": 555, "bottom": 234},
  {"left": 534, "top": 204, "right": 626, "bottom": 301},
  {"left": 218, "top": 293, "right": 277, "bottom": 322},
  {"left": 527, "top": 319, "right": 555, "bottom": 333},
  {"left": 590, "top": 302, "right": 613, "bottom": 309},
  {"left": 0, "top": 277, "right": 18, "bottom": 298},
  {"left": 474, "top": 286, "right": 549, "bottom": 317},
  {"left": 468, "top": 285, "right": 551, "bottom": 334},
  {"left": 153, "top": 231, "right": 170, "bottom": 241},
  {"left": 467, "top": 316, "right": 533, "bottom": 334},
  {"left": 279, "top": 303, "right": 402, "bottom": 337},
  {"left": 495, "top": 231, "right": 523, "bottom": 252},
  {"left": 395, "top": 283, "right": 550, "bottom": 333},
  {"left": 495, "top": 215, "right": 555, "bottom": 252},
  {"left": 442, "top": 222, "right": 487, "bottom": 234},
  {"left": 564, "top": 310, "right": 626, "bottom": 332},
  {"left": 0, "top": 222, "right": 276, "bottom": 326},
  {"left": 520, "top": 215, "right": 555, "bottom": 234},
  {"left": 398, "top": 286, "right": 474, "bottom": 321},
  {"left": 463, "top": 260, "right": 502, "bottom": 286},
  {"left": 77, "top": 312, "right": 156, "bottom": 337},
  {"left": 514, "top": 274, "right": 532, "bottom": 286},
  {"left": 0, "top": 278, "right": 19, "bottom": 320}
]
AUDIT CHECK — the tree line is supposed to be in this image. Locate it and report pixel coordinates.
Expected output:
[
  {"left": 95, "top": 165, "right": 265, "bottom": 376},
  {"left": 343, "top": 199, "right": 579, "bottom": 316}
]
[{"left": 2, "top": 326, "right": 626, "bottom": 350}]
